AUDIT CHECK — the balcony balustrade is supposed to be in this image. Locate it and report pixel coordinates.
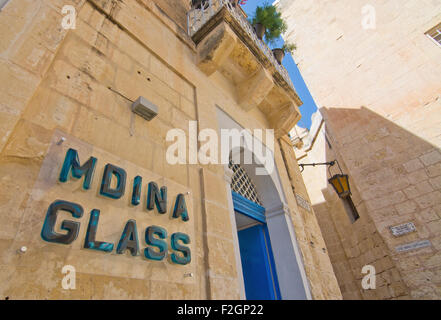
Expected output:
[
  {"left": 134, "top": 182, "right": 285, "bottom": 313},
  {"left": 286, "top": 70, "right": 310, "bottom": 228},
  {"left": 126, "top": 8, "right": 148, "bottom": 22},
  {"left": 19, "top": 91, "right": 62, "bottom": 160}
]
[{"left": 187, "top": 0, "right": 303, "bottom": 138}]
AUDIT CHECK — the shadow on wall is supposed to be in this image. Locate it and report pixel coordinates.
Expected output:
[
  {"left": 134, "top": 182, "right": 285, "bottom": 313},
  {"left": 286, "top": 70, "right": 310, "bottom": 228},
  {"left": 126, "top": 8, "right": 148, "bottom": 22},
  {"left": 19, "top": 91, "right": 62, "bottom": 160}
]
[
  {"left": 310, "top": 105, "right": 441, "bottom": 300},
  {"left": 151, "top": 0, "right": 191, "bottom": 32}
]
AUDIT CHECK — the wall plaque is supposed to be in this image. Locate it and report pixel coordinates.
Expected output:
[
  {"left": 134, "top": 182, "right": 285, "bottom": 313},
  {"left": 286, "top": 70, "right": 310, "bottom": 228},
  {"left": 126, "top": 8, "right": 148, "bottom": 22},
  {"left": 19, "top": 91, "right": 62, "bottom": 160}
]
[
  {"left": 21, "top": 130, "right": 195, "bottom": 282},
  {"left": 390, "top": 222, "right": 416, "bottom": 237},
  {"left": 395, "top": 240, "right": 431, "bottom": 253},
  {"left": 296, "top": 194, "right": 311, "bottom": 212}
]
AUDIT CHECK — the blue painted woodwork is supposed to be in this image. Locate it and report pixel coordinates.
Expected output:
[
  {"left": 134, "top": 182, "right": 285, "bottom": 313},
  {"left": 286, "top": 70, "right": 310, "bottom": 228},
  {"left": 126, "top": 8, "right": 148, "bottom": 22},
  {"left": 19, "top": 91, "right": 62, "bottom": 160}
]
[
  {"left": 233, "top": 191, "right": 281, "bottom": 300},
  {"left": 238, "top": 224, "right": 280, "bottom": 300}
]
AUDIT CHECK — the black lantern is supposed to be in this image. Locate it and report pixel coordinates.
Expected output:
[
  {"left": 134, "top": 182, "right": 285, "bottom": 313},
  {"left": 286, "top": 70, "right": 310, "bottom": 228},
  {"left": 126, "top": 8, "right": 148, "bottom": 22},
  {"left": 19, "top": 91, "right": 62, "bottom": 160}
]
[{"left": 327, "top": 160, "right": 351, "bottom": 198}]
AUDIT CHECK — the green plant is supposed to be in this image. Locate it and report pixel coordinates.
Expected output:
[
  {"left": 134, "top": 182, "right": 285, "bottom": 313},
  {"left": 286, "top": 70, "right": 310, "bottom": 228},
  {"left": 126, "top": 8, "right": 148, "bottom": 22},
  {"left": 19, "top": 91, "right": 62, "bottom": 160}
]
[
  {"left": 282, "top": 42, "right": 297, "bottom": 54},
  {"left": 249, "top": 3, "right": 287, "bottom": 45}
]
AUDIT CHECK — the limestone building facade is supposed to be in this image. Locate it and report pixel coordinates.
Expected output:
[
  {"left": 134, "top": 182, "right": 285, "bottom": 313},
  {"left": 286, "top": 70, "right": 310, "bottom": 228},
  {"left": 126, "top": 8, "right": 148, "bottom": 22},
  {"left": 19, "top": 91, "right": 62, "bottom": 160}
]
[
  {"left": 0, "top": 0, "right": 342, "bottom": 299},
  {"left": 280, "top": 0, "right": 441, "bottom": 299}
]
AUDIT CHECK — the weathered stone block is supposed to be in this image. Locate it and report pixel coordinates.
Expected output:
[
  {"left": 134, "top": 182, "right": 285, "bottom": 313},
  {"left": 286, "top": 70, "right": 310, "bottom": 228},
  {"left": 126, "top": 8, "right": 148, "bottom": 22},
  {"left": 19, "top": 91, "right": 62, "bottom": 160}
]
[
  {"left": 426, "top": 163, "right": 441, "bottom": 178},
  {"left": 237, "top": 68, "right": 273, "bottom": 111},
  {"left": 420, "top": 150, "right": 441, "bottom": 167},
  {"left": 429, "top": 176, "right": 441, "bottom": 190},
  {"left": 22, "top": 87, "right": 80, "bottom": 132},
  {"left": 196, "top": 22, "right": 237, "bottom": 76},
  {"left": 0, "top": 61, "right": 40, "bottom": 113},
  {"left": 0, "top": 112, "right": 19, "bottom": 152},
  {"left": 2, "top": 119, "right": 52, "bottom": 162},
  {"left": 403, "top": 158, "right": 424, "bottom": 173},
  {"left": 415, "top": 191, "right": 441, "bottom": 209},
  {"left": 201, "top": 169, "right": 228, "bottom": 208}
]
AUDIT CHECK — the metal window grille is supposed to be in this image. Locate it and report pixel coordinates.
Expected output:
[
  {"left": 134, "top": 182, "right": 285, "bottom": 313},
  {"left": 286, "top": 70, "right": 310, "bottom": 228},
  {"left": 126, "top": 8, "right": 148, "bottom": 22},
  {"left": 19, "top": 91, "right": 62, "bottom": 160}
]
[
  {"left": 426, "top": 23, "right": 441, "bottom": 47},
  {"left": 229, "top": 159, "right": 262, "bottom": 206}
]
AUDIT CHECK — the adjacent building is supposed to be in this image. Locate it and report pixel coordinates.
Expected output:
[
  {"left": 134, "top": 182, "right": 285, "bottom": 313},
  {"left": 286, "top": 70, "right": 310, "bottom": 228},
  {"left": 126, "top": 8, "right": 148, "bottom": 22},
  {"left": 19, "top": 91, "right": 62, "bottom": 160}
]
[{"left": 279, "top": 0, "right": 441, "bottom": 299}]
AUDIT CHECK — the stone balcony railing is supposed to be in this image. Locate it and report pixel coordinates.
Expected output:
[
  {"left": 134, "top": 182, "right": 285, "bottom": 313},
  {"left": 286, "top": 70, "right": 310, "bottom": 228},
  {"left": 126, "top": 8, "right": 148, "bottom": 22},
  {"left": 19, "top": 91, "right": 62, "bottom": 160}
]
[{"left": 187, "top": 0, "right": 303, "bottom": 138}]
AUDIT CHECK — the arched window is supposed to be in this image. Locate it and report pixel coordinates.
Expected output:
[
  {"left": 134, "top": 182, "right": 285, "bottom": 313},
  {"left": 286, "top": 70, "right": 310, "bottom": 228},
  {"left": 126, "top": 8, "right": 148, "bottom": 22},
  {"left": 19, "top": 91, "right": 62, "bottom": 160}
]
[{"left": 228, "top": 159, "right": 262, "bottom": 206}]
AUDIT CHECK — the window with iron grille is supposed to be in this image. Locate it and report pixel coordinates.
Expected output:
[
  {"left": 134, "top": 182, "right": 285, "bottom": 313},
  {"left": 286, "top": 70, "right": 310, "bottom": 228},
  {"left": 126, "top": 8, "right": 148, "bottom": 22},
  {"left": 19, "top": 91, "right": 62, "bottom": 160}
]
[
  {"left": 228, "top": 159, "right": 262, "bottom": 206},
  {"left": 426, "top": 23, "right": 441, "bottom": 47}
]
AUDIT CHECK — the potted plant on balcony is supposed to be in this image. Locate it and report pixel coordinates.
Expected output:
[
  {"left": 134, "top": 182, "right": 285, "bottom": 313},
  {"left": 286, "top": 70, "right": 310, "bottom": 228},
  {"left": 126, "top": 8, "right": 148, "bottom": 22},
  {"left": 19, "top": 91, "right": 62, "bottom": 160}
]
[
  {"left": 272, "top": 42, "right": 296, "bottom": 64},
  {"left": 249, "top": 3, "right": 287, "bottom": 42},
  {"left": 229, "top": 0, "right": 244, "bottom": 8}
]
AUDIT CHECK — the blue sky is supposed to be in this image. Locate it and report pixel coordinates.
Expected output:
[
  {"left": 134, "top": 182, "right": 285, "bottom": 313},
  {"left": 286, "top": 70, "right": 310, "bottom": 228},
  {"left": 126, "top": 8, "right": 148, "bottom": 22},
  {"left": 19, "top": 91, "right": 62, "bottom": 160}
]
[{"left": 241, "top": 0, "right": 317, "bottom": 129}]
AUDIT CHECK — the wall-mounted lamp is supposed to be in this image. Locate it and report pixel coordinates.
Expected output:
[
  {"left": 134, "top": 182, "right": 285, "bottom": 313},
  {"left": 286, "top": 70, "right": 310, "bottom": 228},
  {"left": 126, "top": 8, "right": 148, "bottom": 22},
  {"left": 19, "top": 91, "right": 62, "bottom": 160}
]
[
  {"left": 328, "top": 173, "right": 351, "bottom": 198},
  {"left": 132, "top": 96, "right": 158, "bottom": 121},
  {"left": 299, "top": 160, "right": 351, "bottom": 198}
]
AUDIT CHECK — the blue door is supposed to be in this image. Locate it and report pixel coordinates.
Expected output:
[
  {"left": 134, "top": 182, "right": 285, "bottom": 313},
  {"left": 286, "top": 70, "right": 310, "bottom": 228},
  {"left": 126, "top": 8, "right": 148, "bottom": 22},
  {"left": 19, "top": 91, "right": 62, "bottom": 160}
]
[{"left": 232, "top": 192, "right": 280, "bottom": 300}]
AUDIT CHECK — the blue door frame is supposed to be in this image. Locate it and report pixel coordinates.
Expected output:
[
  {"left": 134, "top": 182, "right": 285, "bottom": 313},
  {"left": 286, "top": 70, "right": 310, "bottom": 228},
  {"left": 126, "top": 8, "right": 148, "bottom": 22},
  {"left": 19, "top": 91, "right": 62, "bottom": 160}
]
[{"left": 232, "top": 192, "right": 281, "bottom": 300}]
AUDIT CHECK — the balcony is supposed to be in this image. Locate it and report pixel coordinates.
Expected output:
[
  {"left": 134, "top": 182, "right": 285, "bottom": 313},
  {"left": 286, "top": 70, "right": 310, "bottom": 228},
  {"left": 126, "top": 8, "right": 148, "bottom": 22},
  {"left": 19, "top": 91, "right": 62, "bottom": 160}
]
[{"left": 187, "top": 0, "right": 303, "bottom": 138}]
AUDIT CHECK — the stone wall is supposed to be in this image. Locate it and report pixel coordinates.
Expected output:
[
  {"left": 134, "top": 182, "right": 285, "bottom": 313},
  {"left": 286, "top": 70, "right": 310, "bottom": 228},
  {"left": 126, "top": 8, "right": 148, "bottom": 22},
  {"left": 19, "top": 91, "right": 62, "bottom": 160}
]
[
  {"left": 0, "top": 0, "right": 208, "bottom": 299},
  {"left": 279, "top": 136, "right": 342, "bottom": 299},
  {"left": 294, "top": 113, "right": 409, "bottom": 299},
  {"left": 151, "top": 0, "right": 190, "bottom": 32},
  {"left": 281, "top": 0, "right": 441, "bottom": 299}
]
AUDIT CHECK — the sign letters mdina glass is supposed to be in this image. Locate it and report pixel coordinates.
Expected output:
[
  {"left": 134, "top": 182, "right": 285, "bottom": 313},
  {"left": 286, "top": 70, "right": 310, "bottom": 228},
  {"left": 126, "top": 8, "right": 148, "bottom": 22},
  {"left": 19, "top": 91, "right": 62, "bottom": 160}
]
[{"left": 40, "top": 148, "right": 191, "bottom": 265}]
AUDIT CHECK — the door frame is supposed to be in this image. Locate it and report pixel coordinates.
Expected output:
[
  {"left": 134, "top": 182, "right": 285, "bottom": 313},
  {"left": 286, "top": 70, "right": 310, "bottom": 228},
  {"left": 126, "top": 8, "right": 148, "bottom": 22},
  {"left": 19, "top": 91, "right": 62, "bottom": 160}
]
[
  {"left": 232, "top": 191, "right": 281, "bottom": 300},
  {"left": 216, "top": 106, "right": 312, "bottom": 300}
]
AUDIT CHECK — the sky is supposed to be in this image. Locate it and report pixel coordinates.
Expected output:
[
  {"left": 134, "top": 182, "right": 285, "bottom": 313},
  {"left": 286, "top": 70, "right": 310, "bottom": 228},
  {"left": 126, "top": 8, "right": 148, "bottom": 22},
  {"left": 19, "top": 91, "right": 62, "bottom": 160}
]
[{"left": 241, "top": 0, "right": 318, "bottom": 129}]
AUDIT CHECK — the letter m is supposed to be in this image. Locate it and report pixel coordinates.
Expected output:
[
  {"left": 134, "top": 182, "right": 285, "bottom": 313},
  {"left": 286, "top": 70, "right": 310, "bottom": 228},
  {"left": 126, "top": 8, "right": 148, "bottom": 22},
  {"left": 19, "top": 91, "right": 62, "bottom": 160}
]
[{"left": 59, "top": 148, "right": 97, "bottom": 190}]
